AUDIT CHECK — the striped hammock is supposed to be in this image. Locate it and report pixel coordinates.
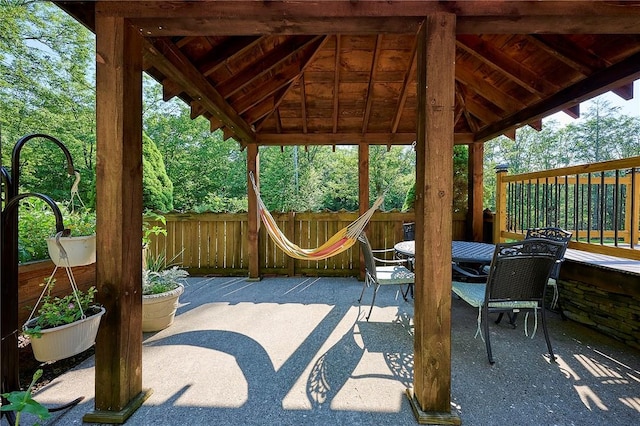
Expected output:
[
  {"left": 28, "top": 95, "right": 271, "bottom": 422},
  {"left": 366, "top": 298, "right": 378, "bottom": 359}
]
[{"left": 250, "top": 172, "right": 383, "bottom": 261}]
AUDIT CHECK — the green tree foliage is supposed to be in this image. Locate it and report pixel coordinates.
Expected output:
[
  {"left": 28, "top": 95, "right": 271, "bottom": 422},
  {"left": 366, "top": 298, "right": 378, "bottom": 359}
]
[
  {"left": 143, "top": 76, "right": 247, "bottom": 212},
  {"left": 402, "top": 145, "right": 468, "bottom": 213},
  {"left": 142, "top": 132, "right": 174, "bottom": 211},
  {"left": 258, "top": 145, "right": 415, "bottom": 212},
  {"left": 1, "top": 1, "right": 96, "bottom": 206},
  {"left": 483, "top": 101, "right": 640, "bottom": 210},
  {"left": 369, "top": 145, "right": 415, "bottom": 211}
]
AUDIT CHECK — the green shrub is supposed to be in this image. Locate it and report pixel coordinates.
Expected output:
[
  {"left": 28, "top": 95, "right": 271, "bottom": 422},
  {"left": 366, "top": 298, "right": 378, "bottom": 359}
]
[{"left": 17, "top": 199, "right": 95, "bottom": 264}]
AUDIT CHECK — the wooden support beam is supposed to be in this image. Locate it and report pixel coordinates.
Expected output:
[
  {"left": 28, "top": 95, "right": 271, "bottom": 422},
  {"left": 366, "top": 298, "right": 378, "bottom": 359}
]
[
  {"left": 247, "top": 143, "right": 260, "bottom": 280},
  {"left": 333, "top": 35, "right": 341, "bottom": 133},
  {"left": 475, "top": 50, "right": 640, "bottom": 142},
  {"left": 469, "top": 143, "right": 484, "bottom": 242},
  {"left": 612, "top": 82, "right": 634, "bottom": 101},
  {"left": 362, "top": 35, "right": 383, "bottom": 134},
  {"left": 528, "top": 119, "right": 543, "bottom": 131},
  {"left": 216, "top": 35, "right": 320, "bottom": 98},
  {"left": 456, "top": 63, "right": 526, "bottom": 112},
  {"left": 455, "top": 35, "right": 555, "bottom": 97},
  {"left": 392, "top": 39, "right": 418, "bottom": 134},
  {"left": 358, "top": 143, "right": 369, "bottom": 281},
  {"left": 95, "top": 2, "right": 640, "bottom": 35},
  {"left": 300, "top": 75, "right": 308, "bottom": 133},
  {"left": 198, "top": 36, "right": 263, "bottom": 77},
  {"left": 86, "top": 13, "right": 150, "bottom": 423},
  {"left": 563, "top": 105, "right": 580, "bottom": 119},
  {"left": 409, "top": 14, "right": 460, "bottom": 425},
  {"left": 231, "top": 36, "right": 326, "bottom": 115},
  {"left": 257, "top": 132, "right": 474, "bottom": 146},
  {"left": 160, "top": 78, "right": 183, "bottom": 101},
  {"left": 144, "top": 37, "right": 256, "bottom": 143},
  {"left": 190, "top": 100, "right": 206, "bottom": 120}
]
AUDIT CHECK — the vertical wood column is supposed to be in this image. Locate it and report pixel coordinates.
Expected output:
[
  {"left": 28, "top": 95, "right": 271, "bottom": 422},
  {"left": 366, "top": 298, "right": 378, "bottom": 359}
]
[
  {"left": 469, "top": 142, "right": 484, "bottom": 241},
  {"left": 494, "top": 167, "right": 508, "bottom": 243},
  {"left": 85, "top": 12, "right": 150, "bottom": 423},
  {"left": 358, "top": 143, "right": 369, "bottom": 278},
  {"left": 409, "top": 14, "right": 460, "bottom": 425},
  {"left": 247, "top": 143, "right": 260, "bottom": 279}
]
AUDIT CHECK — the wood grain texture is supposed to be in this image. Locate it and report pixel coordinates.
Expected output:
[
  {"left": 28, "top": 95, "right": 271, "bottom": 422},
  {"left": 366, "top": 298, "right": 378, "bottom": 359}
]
[
  {"left": 95, "top": 12, "right": 143, "bottom": 412},
  {"left": 413, "top": 13, "right": 456, "bottom": 416}
]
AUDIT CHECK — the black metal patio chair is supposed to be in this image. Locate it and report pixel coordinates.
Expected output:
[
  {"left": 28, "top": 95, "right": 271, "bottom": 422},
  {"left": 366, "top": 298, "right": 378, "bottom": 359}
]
[
  {"left": 525, "top": 227, "right": 572, "bottom": 312},
  {"left": 451, "top": 238, "right": 564, "bottom": 364}
]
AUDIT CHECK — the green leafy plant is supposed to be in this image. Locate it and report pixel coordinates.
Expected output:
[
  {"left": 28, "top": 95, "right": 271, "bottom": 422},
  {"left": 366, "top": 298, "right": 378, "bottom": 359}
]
[
  {"left": 17, "top": 200, "right": 96, "bottom": 264},
  {"left": 142, "top": 266, "right": 189, "bottom": 295},
  {"left": 23, "top": 280, "right": 99, "bottom": 337},
  {"left": 60, "top": 206, "right": 96, "bottom": 237},
  {"left": 0, "top": 368, "right": 50, "bottom": 426},
  {"left": 142, "top": 210, "right": 167, "bottom": 247}
]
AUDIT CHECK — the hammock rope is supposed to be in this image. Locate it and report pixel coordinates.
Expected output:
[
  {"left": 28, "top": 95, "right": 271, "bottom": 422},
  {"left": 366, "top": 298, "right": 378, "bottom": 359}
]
[{"left": 249, "top": 172, "right": 383, "bottom": 261}]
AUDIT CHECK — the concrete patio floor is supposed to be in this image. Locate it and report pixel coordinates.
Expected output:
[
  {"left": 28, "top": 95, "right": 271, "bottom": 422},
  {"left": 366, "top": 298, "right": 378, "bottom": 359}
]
[{"left": 24, "top": 276, "right": 640, "bottom": 425}]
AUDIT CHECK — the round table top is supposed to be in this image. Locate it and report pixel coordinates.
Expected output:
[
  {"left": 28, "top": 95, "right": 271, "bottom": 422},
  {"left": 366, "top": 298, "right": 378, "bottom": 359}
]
[{"left": 394, "top": 240, "right": 496, "bottom": 264}]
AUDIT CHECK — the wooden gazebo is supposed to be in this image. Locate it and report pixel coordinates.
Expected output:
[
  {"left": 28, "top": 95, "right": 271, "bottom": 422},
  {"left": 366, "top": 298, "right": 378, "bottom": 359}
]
[{"left": 47, "top": 1, "right": 640, "bottom": 423}]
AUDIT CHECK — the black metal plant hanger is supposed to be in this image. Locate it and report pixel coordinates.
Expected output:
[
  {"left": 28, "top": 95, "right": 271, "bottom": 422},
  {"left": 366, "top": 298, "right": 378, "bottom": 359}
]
[{"left": 1, "top": 134, "right": 84, "bottom": 423}]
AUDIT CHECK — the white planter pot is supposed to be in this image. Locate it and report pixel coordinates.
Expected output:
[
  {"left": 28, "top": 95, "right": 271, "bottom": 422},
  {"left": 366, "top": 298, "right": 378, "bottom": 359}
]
[
  {"left": 142, "top": 284, "right": 184, "bottom": 332},
  {"left": 26, "top": 306, "right": 105, "bottom": 362},
  {"left": 46, "top": 234, "right": 96, "bottom": 267}
]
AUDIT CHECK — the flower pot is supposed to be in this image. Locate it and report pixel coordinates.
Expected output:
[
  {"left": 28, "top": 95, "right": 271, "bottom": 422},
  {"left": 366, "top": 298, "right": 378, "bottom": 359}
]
[
  {"left": 25, "top": 306, "right": 105, "bottom": 362},
  {"left": 142, "top": 284, "right": 184, "bottom": 332},
  {"left": 46, "top": 234, "right": 96, "bottom": 267}
]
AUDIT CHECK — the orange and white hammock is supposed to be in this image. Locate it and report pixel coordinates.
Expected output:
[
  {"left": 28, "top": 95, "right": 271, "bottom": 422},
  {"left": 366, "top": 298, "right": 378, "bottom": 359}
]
[{"left": 250, "top": 172, "right": 383, "bottom": 261}]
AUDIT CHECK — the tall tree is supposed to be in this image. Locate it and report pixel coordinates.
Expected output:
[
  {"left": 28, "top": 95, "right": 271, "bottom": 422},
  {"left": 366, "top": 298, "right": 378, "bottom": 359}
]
[
  {"left": 143, "top": 76, "right": 246, "bottom": 211},
  {"left": 142, "top": 132, "right": 174, "bottom": 211},
  {"left": 0, "top": 1, "right": 96, "bottom": 205}
]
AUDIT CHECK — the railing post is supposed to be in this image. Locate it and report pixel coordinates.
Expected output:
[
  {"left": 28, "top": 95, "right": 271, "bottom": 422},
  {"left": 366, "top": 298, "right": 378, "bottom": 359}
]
[
  {"left": 494, "top": 165, "right": 508, "bottom": 243},
  {"left": 633, "top": 168, "right": 640, "bottom": 249}
]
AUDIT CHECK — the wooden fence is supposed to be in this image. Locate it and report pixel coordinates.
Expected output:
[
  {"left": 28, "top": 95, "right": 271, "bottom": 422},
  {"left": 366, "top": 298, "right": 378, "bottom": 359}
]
[{"left": 147, "top": 211, "right": 468, "bottom": 276}]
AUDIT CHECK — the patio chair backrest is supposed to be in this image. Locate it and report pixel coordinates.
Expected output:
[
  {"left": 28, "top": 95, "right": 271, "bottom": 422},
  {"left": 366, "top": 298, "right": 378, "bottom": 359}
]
[
  {"left": 358, "top": 233, "right": 378, "bottom": 281},
  {"left": 403, "top": 222, "right": 415, "bottom": 241},
  {"left": 486, "top": 239, "right": 564, "bottom": 302},
  {"left": 525, "top": 227, "right": 572, "bottom": 279}
]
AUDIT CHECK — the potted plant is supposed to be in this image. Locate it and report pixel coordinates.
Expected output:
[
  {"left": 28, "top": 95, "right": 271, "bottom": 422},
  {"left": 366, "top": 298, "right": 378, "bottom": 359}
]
[
  {"left": 23, "top": 281, "right": 104, "bottom": 362},
  {"left": 142, "top": 256, "right": 188, "bottom": 332},
  {"left": 46, "top": 206, "right": 96, "bottom": 267}
]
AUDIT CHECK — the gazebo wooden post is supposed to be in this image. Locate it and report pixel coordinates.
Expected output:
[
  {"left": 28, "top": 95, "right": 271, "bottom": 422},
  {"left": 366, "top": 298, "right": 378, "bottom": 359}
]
[
  {"left": 408, "top": 14, "right": 461, "bottom": 425},
  {"left": 494, "top": 166, "right": 509, "bottom": 244},
  {"left": 469, "top": 142, "right": 484, "bottom": 241},
  {"left": 247, "top": 143, "right": 260, "bottom": 280},
  {"left": 358, "top": 142, "right": 370, "bottom": 279},
  {"left": 84, "top": 13, "right": 151, "bottom": 423}
]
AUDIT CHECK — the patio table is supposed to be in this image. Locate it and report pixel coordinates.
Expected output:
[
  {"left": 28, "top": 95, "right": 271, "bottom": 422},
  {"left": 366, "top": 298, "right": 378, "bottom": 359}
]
[
  {"left": 393, "top": 240, "right": 496, "bottom": 296},
  {"left": 393, "top": 240, "right": 496, "bottom": 266}
]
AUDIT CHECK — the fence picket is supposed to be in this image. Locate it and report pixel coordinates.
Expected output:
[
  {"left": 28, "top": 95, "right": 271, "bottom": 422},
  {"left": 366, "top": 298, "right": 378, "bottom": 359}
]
[{"left": 147, "top": 211, "right": 468, "bottom": 276}]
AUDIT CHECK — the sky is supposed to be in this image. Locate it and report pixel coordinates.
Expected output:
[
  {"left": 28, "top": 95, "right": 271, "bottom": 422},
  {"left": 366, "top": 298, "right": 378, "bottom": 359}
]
[{"left": 545, "top": 80, "right": 640, "bottom": 126}]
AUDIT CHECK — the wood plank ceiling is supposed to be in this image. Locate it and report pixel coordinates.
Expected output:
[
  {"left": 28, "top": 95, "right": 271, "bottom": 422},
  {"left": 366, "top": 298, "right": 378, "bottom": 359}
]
[{"left": 57, "top": 1, "right": 640, "bottom": 148}]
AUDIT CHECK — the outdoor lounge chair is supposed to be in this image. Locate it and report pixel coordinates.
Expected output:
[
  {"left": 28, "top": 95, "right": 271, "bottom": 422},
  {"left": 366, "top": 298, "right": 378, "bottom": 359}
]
[
  {"left": 452, "top": 238, "right": 564, "bottom": 364},
  {"left": 357, "top": 233, "right": 414, "bottom": 321}
]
